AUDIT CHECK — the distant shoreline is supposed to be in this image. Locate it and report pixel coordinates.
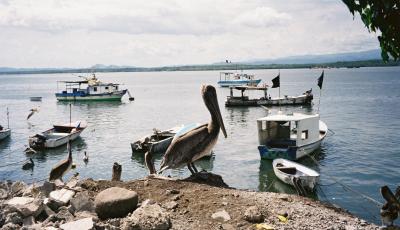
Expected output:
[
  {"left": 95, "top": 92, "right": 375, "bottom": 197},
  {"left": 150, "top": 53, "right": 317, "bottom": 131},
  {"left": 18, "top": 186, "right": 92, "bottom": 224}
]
[{"left": 0, "top": 59, "right": 399, "bottom": 75}]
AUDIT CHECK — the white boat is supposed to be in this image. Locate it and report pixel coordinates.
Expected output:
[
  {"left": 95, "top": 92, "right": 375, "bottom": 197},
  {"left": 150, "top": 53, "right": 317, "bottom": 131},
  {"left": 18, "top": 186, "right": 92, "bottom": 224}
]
[
  {"left": 29, "top": 121, "right": 86, "bottom": 149},
  {"left": 131, "top": 123, "right": 201, "bottom": 155},
  {"left": 218, "top": 72, "right": 262, "bottom": 87},
  {"left": 273, "top": 158, "right": 319, "bottom": 191},
  {"left": 0, "top": 108, "right": 11, "bottom": 141},
  {"left": 56, "top": 74, "right": 134, "bottom": 101},
  {"left": 0, "top": 128, "right": 11, "bottom": 141},
  {"left": 257, "top": 112, "right": 327, "bottom": 160}
]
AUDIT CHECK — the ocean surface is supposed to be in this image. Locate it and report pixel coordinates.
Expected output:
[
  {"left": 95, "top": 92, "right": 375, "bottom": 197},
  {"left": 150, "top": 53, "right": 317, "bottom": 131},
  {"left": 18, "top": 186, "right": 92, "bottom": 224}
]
[{"left": 1, "top": 67, "right": 399, "bottom": 224}]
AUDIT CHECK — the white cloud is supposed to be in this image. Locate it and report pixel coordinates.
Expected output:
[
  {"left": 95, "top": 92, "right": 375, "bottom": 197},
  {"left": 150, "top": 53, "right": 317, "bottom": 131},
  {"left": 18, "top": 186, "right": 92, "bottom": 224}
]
[{"left": 0, "top": 0, "right": 380, "bottom": 68}]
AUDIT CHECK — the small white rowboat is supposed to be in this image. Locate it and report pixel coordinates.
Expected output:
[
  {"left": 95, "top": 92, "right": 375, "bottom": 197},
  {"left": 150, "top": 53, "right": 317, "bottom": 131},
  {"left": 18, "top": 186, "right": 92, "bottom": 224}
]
[{"left": 273, "top": 158, "right": 319, "bottom": 191}]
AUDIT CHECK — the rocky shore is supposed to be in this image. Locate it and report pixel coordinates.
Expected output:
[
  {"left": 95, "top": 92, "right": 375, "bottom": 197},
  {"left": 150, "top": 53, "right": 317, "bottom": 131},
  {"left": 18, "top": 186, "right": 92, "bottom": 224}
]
[{"left": 0, "top": 172, "right": 381, "bottom": 230}]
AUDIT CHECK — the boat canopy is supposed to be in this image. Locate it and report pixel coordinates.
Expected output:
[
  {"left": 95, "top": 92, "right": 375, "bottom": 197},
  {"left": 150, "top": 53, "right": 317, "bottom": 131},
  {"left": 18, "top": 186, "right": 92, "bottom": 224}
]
[{"left": 257, "top": 113, "right": 320, "bottom": 147}]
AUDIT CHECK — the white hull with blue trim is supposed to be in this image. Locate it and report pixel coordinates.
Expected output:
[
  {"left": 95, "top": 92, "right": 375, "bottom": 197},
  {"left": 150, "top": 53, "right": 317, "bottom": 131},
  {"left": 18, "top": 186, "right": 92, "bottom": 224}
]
[{"left": 56, "top": 74, "right": 130, "bottom": 102}]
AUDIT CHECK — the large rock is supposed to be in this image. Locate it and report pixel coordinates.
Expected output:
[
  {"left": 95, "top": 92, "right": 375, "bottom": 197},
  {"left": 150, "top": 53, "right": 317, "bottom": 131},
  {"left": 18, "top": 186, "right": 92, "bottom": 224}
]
[
  {"left": 211, "top": 209, "right": 231, "bottom": 222},
  {"left": 243, "top": 206, "right": 264, "bottom": 223},
  {"left": 70, "top": 191, "right": 95, "bottom": 213},
  {"left": 5, "top": 197, "right": 43, "bottom": 217},
  {"left": 60, "top": 217, "right": 94, "bottom": 230},
  {"left": 122, "top": 202, "right": 170, "bottom": 230},
  {"left": 95, "top": 187, "right": 138, "bottom": 219},
  {"left": 10, "top": 181, "right": 27, "bottom": 196},
  {"left": 49, "top": 189, "right": 75, "bottom": 206}
]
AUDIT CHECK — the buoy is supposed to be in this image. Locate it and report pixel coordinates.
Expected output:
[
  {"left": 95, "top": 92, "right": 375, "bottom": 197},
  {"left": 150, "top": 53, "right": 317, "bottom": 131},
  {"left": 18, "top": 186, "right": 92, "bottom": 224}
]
[{"left": 129, "top": 97, "right": 135, "bottom": 101}]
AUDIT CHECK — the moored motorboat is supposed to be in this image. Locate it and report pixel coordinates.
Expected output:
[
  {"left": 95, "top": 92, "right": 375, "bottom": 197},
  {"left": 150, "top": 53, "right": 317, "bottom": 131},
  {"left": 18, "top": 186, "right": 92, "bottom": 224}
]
[
  {"left": 218, "top": 72, "right": 261, "bottom": 87},
  {"left": 273, "top": 158, "right": 319, "bottom": 191},
  {"left": 225, "top": 86, "right": 313, "bottom": 107},
  {"left": 0, "top": 108, "right": 11, "bottom": 141},
  {"left": 131, "top": 123, "right": 201, "bottom": 155},
  {"left": 0, "top": 127, "right": 11, "bottom": 141},
  {"left": 56, "top": 74, "right": 134, "bottom": 101},
  {"left": 257, "top": 112, "right": 327, "bottom": 160},
  {"left": 29, "top": 121, "right": 87, "bottom": 149}
]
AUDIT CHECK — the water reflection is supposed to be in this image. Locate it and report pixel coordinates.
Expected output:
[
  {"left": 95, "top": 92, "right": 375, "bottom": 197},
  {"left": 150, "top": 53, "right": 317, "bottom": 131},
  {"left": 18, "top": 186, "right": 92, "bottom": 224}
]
[
  {"left": 225, "top": 107, "right": 250, "bottom": 126},
  {"left": 32, "top": 138, "right": 87, "bottom": 163}
]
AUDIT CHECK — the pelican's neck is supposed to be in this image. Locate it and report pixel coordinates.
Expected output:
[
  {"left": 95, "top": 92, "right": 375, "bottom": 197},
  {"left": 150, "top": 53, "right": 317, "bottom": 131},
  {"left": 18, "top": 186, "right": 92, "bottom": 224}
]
[{"left": 208, "top": 113, "right": 220, "bottom": 135}]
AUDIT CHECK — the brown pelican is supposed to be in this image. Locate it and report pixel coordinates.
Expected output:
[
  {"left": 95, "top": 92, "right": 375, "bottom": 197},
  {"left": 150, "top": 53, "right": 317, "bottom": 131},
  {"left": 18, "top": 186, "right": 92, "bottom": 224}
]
[
  {"left": 27, "top": 107, "right": 39, "bottom": 120},
  {"left": 152, "top": 85, "right": 227, "bottom": 174},
  {"left": 49, "top": 141, "right": 73, "bottom": 181}
]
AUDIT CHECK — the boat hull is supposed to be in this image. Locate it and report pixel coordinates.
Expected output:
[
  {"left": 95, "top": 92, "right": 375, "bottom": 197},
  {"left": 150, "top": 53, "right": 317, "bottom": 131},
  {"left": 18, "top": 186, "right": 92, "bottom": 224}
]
[
  {"left": 273, "top": 158, "right": 319, "bottom": 190},
  {"left": 218, "top": 79, "right": 261, "bottom": 87},
  {"left": 30, "top": 97, "right": 42, "bottom": 101},
  {"left": 56, "top": 90, "right": 126, "bottom": 101},
  {"left": 0, "top": 129, "right": 11, "bottom": 140},
  {"left": 29, "top": 122, "right": 86, "bottom": 149},
  {"left": 226, "top": 94, "right": 313, "bottom": 107}
]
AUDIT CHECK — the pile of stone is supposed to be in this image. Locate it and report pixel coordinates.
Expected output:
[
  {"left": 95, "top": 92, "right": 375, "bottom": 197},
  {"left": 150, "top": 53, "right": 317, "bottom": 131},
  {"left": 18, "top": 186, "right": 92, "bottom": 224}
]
[{"left": 0, "top": 178, "right": 171, "bottom": 230}]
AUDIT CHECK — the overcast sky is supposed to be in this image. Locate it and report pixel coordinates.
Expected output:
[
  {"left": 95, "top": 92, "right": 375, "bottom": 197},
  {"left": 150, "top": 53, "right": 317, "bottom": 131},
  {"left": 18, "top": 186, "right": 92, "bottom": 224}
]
[{"left": 0, "top": 0, "right": 379, "bottom": 68}]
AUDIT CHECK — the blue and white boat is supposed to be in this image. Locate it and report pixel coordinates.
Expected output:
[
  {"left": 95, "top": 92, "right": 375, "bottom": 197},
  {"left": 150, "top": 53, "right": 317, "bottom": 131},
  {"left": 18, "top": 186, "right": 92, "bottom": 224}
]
[
  {"left": 218, "top": 72, "right": 262, "bottom": 87},
  {"left": 257, "top": 112, "right": 327, "bottom": 160},
  {"left": 56, "top": 74, "right": 133, "bottom": 101}
]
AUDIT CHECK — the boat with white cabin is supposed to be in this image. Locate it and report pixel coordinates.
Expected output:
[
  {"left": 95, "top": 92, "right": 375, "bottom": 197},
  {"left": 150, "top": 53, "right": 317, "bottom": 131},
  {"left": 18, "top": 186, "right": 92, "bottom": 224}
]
[
  {"left": 218, "top": 72, "right": 262, "bottom": 87},
  {"left": 56, "top": 74, "right": 134, "bottom": 101},
  {"left": 257, "top": 112, "right": 327, "bottom": 160},
  {"left": 273, "top": 158, "right": 320, "bottom": 191},
  {"left": 29, "top": 121, "right": 86, "bottom": 149}
]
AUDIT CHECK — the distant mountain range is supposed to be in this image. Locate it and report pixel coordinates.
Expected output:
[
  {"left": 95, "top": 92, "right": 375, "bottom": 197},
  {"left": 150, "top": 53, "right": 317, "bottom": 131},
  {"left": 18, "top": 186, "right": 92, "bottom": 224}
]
[
  {"left": 1, "top": 49, "right": 397, "bottom": 75},
  {"left": 226, "top": 49, "right": 382, "bottom": 65}
]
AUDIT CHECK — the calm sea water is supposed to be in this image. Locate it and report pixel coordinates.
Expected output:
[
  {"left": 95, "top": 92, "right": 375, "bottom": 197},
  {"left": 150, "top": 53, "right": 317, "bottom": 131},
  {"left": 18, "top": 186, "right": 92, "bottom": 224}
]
[{"left": 1, "top": 67, "right": 399, "bottom": 224}]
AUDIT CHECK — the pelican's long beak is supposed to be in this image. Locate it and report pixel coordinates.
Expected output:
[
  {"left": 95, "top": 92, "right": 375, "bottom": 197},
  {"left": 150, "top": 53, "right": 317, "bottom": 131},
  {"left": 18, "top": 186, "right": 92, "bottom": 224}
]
[{"left": 204, "top": 85, "right": 227, "bottom": 138}]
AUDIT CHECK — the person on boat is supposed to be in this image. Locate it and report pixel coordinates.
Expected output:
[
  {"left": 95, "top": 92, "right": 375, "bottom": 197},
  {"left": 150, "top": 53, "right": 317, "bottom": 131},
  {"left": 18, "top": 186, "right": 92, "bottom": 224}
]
[
  {"left": 268, "top": 95, "right": 271, "bottom": 100},
  {"left": 0, "top": 125, "right": 3, "bottom": 131}
]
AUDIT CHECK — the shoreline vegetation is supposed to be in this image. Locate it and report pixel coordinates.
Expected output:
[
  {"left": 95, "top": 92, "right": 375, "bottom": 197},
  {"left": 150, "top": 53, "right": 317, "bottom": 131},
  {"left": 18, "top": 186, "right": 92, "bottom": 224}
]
[
  {"left": 0, "top": 59, "right": 399, "bottom": 75},
  {"left": 0, "top": 173, "right": 381, "bottom": 229}
]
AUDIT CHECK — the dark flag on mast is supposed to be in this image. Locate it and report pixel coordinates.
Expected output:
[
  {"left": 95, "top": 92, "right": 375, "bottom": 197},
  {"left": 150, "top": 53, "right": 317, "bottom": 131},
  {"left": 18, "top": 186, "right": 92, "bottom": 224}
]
[
  {"left": 272, "top": 74, "right": 280, "bottom": 88},
  {"left": 318, "top": 71, "right": 324, "bottom": 89}
]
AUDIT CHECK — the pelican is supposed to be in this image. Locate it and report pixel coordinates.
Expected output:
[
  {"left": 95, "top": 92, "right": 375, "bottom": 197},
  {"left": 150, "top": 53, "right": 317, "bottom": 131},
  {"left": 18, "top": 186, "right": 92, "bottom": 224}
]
[
  {"left": 49, "top": 141, "right": 73, "bottom": 182},
  {"left": 83, "top": 151, "right": 89, "bottom": 164},
  {"left": 27, "top": 107, "right": 39, "bottom": 120},
  {"left": 151, "top": 85, "right": 227, "bottom": 175}
]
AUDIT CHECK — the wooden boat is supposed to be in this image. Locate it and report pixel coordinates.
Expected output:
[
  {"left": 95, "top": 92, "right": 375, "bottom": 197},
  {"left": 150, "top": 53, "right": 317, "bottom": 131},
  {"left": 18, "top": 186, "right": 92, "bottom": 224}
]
[
  {"left": 225, "top": 86, "right": 313, "bottom": 107},
  {"left": 29, "top": 121, "right": 86, "bottom": 149},
  {"left": 218, "top": 72, "right": 261, "bottom": 87},
  {"left": 131, "top": 123, "right": 201, "bottom": 155},
  {"left": 273, "top": 158, "right": 319, "bottom": 191},
  {"left": 29, "top": 97, "right": 42, "bottom": 101},
  {"left": 257, "top": 112, "right": 327, "bottom": 160},
  {"left": 56, "top": 74, "right": 134, "bottom": 101}
]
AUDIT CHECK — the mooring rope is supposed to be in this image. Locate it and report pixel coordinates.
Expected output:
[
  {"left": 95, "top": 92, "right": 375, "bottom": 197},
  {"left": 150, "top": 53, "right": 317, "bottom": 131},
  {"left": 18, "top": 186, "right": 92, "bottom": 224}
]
[{"left": 308, "top": 154, "right": 383, "bottom": 207}]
